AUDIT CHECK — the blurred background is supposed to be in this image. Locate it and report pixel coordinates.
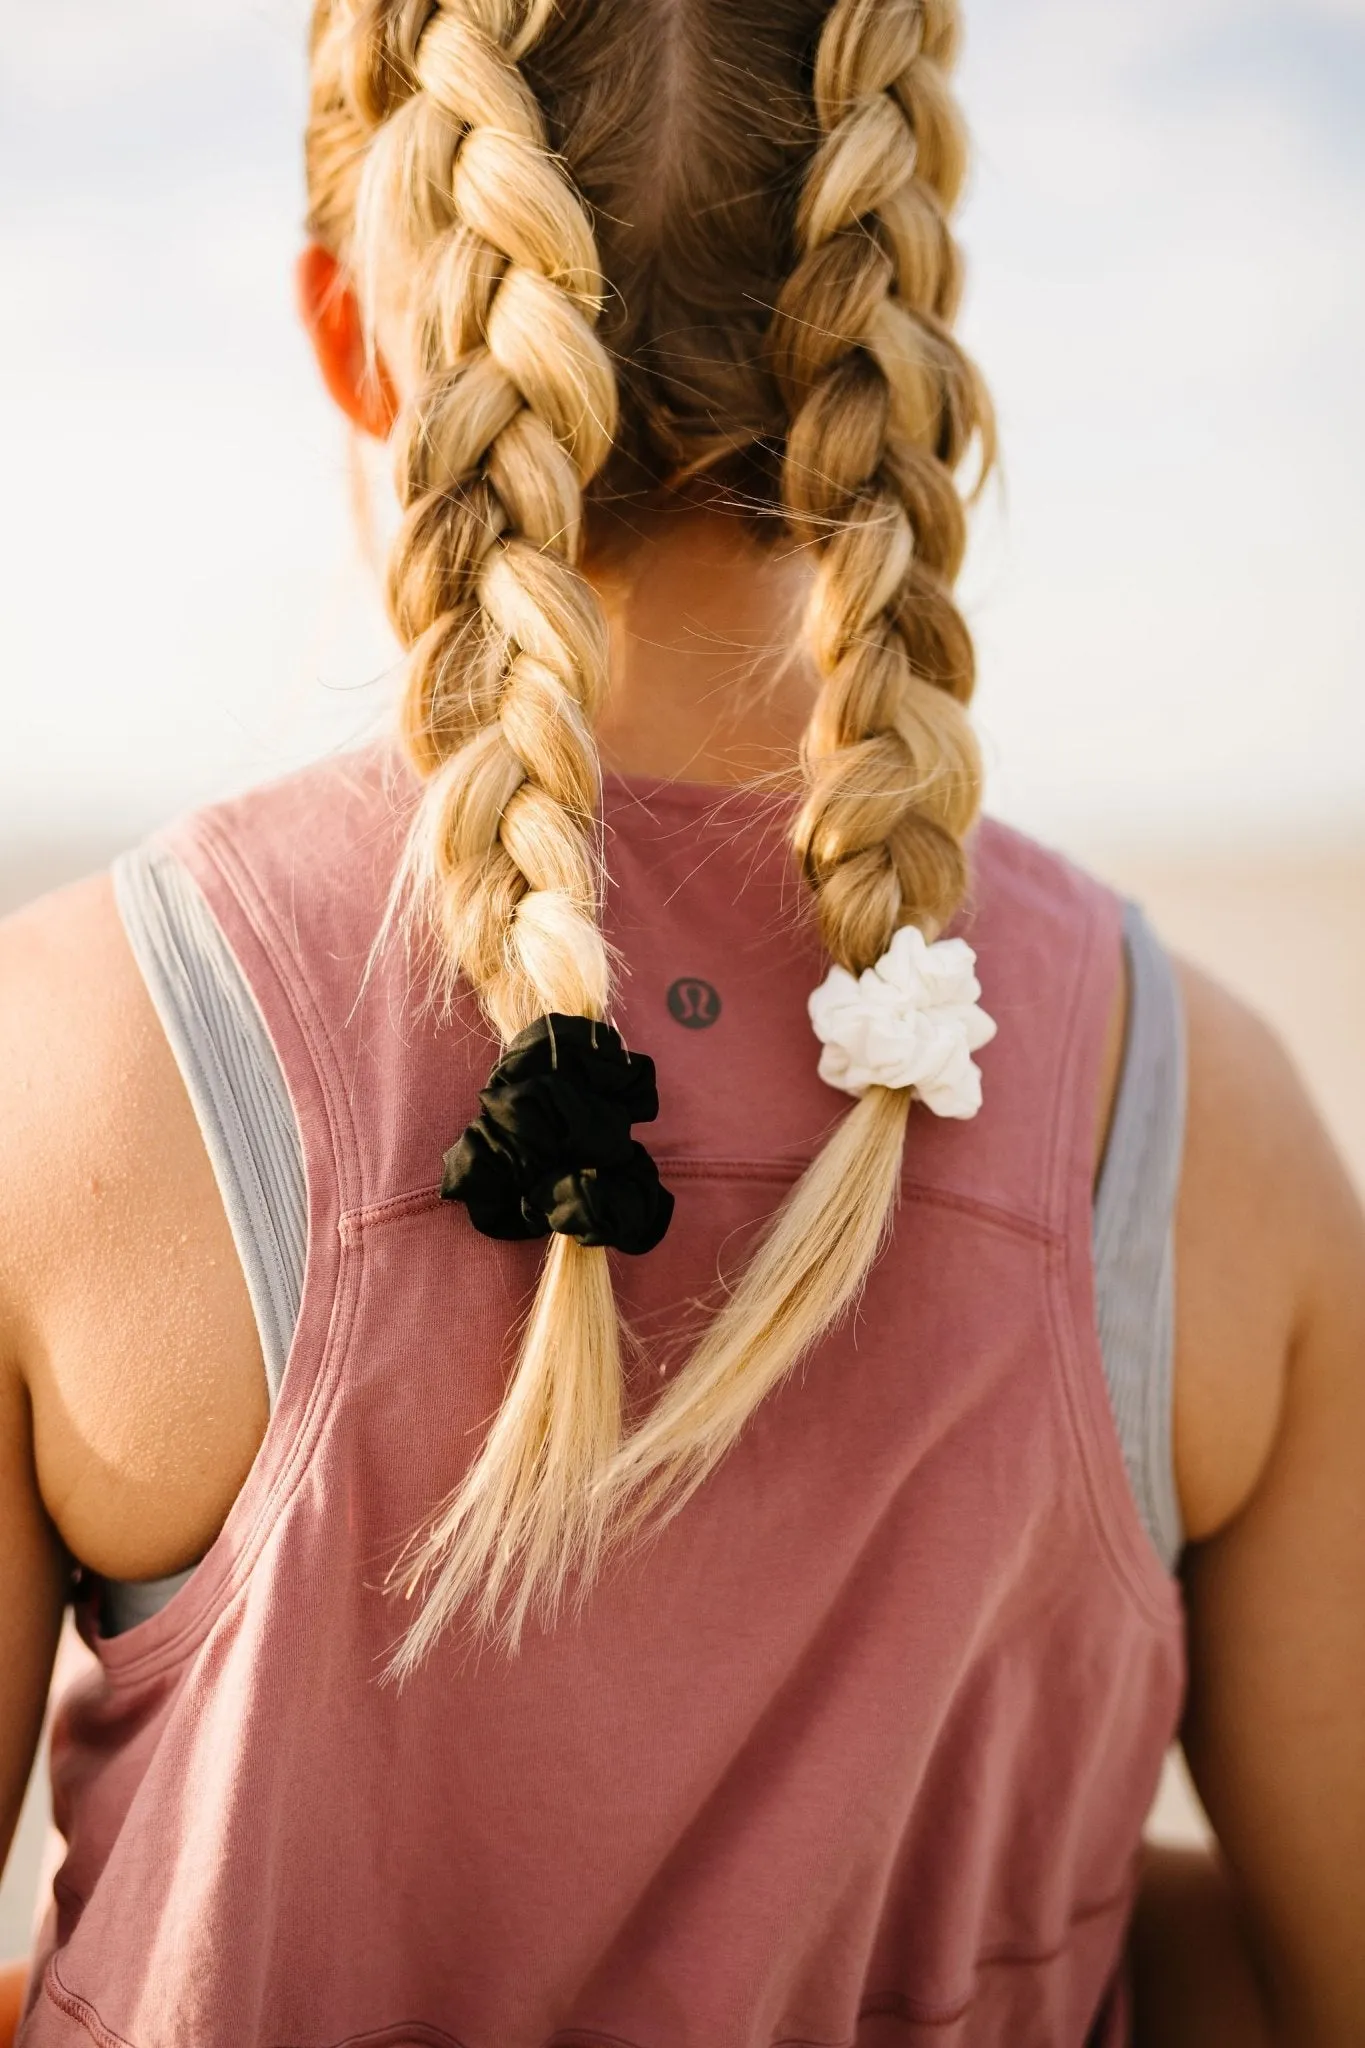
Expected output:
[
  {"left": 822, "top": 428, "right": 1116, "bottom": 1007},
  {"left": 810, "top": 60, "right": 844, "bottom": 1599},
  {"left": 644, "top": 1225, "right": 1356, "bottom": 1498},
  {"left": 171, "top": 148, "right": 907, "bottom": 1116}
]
[{"left": 2, "top": 0, "right": 1362, "bottom": 1956}]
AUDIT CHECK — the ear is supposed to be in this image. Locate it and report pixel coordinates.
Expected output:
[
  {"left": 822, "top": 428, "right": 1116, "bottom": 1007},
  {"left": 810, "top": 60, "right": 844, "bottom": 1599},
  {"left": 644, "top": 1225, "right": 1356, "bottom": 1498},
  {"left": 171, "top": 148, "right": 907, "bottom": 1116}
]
[{"left": 296, "top": 244, "right": 400, "bottom": 440}]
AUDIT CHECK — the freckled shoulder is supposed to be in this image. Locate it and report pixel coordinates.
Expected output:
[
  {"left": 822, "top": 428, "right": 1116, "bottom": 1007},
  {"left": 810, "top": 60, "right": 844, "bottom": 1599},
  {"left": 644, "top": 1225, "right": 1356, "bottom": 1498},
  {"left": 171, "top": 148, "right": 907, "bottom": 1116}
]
[
  {"left": 0, "top": 875, "right": 267, "bottom": 1581},
  {"left": 1171, "top": 956, "right": 1327, "bottom": 1541},
  {"left": 0, "top": 877, "right": 150, "bottom": 1329}
]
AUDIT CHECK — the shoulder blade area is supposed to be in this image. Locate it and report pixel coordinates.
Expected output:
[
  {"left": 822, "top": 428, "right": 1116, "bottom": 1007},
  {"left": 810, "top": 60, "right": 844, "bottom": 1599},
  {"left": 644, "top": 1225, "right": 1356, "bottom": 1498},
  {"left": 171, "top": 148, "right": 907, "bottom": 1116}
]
[{"left": 0, "top": 875, "right": 267, "bottom": 1580}]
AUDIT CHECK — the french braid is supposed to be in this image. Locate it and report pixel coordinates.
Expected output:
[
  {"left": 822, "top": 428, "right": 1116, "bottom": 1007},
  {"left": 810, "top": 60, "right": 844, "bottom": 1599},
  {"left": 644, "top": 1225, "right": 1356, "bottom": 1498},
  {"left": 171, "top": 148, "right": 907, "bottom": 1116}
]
[
  {"left": 593, "top": 0, "right": 994, "bottom": 1538},
  {"left": 305, "top": 0, "right": 995, "bottom": 1656},
  {"left": 782, "top": 0, "right": 989, "bottom": 968},
  {"left": 332, "top": 0, "right": 628, "bottom": 1665}
]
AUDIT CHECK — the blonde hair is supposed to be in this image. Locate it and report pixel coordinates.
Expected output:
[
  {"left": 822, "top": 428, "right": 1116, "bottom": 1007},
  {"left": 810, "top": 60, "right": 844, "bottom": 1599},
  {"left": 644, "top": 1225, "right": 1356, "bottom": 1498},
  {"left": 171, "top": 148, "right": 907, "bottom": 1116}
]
[{"left": 307, "top": 0, "right": 994, "bottom": 1668}]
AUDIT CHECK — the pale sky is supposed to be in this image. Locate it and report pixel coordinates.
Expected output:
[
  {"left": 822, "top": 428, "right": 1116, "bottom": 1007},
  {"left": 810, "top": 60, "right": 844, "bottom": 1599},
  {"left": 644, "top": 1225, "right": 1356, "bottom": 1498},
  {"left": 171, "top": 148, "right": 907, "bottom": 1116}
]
[{"left": 1, "top": 0, "right": 1361, "bottom": 849}]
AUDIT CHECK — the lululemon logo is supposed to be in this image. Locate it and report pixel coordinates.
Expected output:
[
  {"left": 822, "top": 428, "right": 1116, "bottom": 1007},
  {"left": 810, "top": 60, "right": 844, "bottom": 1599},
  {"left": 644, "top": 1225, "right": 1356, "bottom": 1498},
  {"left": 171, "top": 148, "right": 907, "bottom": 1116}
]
[{"left": 667, "top": 978, "right": 723, "bottom": 1031}]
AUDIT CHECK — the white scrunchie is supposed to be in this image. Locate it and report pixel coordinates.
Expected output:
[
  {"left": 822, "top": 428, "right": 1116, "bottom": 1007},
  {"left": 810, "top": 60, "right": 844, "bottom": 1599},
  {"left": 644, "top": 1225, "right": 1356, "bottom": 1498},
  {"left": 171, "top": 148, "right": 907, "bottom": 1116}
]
[{"left": 808, "top": 927, "right": 998, "bottom": 1119}]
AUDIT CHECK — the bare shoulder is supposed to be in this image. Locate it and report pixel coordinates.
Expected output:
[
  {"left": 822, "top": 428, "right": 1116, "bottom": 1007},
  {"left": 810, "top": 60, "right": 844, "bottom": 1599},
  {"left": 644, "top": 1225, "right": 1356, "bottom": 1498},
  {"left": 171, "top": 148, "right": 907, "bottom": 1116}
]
[
  {"left": 0, "top": 875, "right": 157, "bottom": 1339},
  {"left": 1172, "top": 954, "right": 1364, "bottom": 1542},
  {"left": 1165, "top": 960, "right": 1365, "bottom": 2031},
  {"left": 0, "top": 874, "right": 266, "bottom": 1581}
]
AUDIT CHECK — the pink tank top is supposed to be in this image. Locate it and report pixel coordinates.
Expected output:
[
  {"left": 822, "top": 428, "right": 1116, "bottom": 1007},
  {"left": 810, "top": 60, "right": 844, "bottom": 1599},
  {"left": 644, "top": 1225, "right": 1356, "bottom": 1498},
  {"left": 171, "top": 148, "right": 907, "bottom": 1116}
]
[{"left": 24, "top": 743, "right": 1184, "bottom": 2048}]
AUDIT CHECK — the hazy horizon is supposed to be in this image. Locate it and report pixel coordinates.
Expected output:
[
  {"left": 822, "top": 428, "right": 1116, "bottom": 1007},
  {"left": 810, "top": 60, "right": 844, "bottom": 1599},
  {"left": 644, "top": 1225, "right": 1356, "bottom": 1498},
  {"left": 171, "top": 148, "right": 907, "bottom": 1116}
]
[{"left": 1, "top": 0, "right": 1361, "bottom": 851}]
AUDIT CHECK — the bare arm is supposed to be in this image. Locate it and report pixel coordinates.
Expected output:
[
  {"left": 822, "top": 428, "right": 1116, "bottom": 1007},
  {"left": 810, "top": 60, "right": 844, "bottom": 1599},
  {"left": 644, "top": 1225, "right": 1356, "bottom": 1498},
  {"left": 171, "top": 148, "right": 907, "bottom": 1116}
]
[
  {"left": 0, "top": 1359, "right": 64, "bottom": 1883},
  {"left": 0, "top": 875, "right": 265, "bottom": 1896},
  {"left": 0, "top": 904, "right": 71, "bottom": 1878},
  {"left": 1132, "top": 966, "right": 1365, "bottom": 2044}
]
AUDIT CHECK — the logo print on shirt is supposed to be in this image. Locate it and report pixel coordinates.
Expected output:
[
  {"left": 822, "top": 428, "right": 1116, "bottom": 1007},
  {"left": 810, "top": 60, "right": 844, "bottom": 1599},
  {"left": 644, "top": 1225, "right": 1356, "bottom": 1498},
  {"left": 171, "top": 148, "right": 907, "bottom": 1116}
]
[{"left": 667, "top": 978, "right": 723, "bottom": 1031}]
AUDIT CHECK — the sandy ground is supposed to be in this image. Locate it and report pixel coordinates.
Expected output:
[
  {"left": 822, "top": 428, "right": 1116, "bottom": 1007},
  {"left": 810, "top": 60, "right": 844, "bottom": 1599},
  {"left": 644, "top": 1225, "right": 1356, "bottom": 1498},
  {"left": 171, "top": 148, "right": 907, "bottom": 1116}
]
[{"left": 1, "top": 835, "right": 1362, "bottom": 1950}]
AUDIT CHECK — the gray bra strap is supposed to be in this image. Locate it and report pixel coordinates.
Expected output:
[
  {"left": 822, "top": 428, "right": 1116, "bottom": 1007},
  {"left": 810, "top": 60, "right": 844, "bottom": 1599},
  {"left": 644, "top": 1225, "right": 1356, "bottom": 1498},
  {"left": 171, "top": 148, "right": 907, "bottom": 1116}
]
[
  {"left": 112, "top": 844, "right": 306, "bottom": 1397},
  {"left": 1093, "top": 902, "right": 1187, "bottom": 1570},
  {"left": 103, "top": 846, "right": 309, "bottom": 1638},
  {"left": 102, "top": 850, "right": 1186, "bottom": 1636}
]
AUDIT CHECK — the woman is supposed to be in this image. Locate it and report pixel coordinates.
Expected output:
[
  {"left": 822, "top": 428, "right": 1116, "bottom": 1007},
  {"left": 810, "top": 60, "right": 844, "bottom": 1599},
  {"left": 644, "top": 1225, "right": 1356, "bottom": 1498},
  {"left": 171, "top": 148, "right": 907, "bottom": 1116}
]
[{"left": 1, "top": 0, "right": 1361, "bottom": 2040}]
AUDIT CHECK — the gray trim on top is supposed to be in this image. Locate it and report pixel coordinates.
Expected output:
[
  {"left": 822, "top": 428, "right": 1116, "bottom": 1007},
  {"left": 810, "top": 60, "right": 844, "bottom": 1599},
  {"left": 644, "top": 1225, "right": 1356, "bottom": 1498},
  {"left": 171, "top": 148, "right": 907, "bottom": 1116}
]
[
  {"left": 1094, "top": 902, "right": 1187, "bottom": 1571},
  {"left": 103, "top": 846, "right": 308, "bottom": 1637},
  {"left": 100, "top": 850, "right": 1187, "bottom": 1637},
  {"left": 112, "top": 845, "right": 307, "bottom": 1397}
]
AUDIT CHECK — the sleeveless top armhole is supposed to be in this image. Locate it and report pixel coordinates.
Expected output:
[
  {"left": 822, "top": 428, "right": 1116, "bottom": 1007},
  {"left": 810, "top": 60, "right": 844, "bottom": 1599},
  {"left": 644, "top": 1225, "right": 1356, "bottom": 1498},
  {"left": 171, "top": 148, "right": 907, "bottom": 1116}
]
[
  {"left": 101, "top": 846, "right": 309, "bottom": 1637},
  {"left": 100, "top": 845, "right": 1186, "bottom": 1635}
]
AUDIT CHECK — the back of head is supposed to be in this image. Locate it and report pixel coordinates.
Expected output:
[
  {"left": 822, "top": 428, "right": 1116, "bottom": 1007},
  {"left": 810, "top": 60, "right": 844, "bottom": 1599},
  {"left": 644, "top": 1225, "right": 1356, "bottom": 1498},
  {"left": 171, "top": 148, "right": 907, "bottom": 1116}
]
[{"left": 304, "top": 0, "right": 995, "bottom": 1667}]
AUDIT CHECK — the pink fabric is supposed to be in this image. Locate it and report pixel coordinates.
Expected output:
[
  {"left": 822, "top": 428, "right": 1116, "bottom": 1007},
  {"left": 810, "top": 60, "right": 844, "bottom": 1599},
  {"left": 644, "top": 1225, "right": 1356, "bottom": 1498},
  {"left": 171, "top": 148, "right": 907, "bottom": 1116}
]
[{"left": 22, "top": 745, "right": 1184, "bottom": 2048}]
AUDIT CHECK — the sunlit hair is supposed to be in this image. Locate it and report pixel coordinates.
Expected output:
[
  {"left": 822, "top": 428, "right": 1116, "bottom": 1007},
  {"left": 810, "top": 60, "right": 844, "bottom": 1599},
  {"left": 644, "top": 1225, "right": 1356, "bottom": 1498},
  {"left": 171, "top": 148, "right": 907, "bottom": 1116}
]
[{"left": 306, "top": 0, "right": 995, "bottom": 1671}]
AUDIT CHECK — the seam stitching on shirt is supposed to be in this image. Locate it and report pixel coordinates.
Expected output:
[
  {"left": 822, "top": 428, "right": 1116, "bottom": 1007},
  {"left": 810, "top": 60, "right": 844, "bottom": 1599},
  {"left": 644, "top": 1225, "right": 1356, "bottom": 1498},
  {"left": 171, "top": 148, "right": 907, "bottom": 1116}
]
[
  {"left": 45, "top": 1885, "right": 1131, "bottom": 2048},
  {"left": 340, "top": 1177, "right": 1058, "bottom": 1247}
]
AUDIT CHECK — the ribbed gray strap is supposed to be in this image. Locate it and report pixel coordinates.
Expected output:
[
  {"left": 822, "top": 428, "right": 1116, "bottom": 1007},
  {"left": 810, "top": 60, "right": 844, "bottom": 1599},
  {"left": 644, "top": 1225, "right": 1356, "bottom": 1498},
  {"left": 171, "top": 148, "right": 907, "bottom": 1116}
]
[
  {"left": 103, "top": 846, "right": 309, "bottom": 1640},
  {"left": 100, "top": 1570, "right": 197, "bottom": 1634},
  {"left": 1093, "top": 904, "right": 1187, "bottom": 1571},
  {"left": 112, "top": 844, "right": 306, "bottom": 1401}
]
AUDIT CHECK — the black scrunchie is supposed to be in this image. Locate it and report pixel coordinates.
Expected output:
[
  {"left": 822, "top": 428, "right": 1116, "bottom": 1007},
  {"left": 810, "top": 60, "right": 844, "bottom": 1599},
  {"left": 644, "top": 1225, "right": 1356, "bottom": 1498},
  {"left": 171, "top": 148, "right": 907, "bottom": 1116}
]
[{"left": 442, "top": 1016, "right": 675, "bottom": 1256}]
